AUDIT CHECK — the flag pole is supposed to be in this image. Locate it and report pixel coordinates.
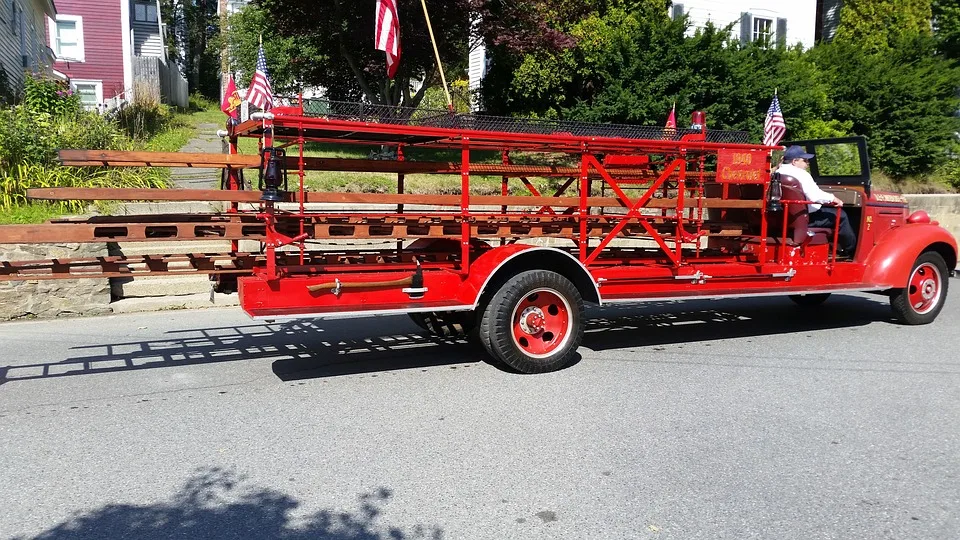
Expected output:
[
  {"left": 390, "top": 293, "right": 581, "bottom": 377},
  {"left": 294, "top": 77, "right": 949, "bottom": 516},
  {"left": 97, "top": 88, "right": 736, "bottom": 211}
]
[{"left": 419, "top": 0, "right": 454, "bottom": 111}]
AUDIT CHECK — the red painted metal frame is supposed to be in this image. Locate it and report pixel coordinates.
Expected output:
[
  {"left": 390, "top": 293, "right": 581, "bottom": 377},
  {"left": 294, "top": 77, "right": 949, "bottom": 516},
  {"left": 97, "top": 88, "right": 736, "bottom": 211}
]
[{"left": 194, "top": 105, "right": 953, "bottom": 318}]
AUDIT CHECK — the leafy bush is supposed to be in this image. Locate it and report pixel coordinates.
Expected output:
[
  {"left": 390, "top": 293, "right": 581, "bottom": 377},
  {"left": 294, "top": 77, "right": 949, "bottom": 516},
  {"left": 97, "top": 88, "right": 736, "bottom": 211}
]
[
  {"left": 0, "top": 106, "right": 129, "bottom": 174},
  {"left": 188, "top": 92, "right": 217, "bottom": 112},
  {"left": 22, "top": 74, "right": 81, "bottom": 117},
  {"left": 54, "top": 112, "right": 128, "bottom": 152},
  {"left": 0, "top": 163, "right": 167, "bottom": 213},
  {"left": 0, "top": 107, "right": 59, "bottom": 170},
  {"left": 114, "top": 101, "right": 174, "bottom": 140}
]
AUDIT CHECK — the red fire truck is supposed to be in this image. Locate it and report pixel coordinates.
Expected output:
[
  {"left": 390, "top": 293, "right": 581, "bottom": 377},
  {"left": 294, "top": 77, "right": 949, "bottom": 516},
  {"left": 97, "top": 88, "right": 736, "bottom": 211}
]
[{"left": 1, "top": 99, "right": 955, "bottom": 373}]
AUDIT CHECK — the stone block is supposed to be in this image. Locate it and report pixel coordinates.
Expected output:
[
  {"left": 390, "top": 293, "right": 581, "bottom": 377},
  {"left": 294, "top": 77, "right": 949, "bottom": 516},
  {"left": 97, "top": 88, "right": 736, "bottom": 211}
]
[{"left": 0, "top": 243, "right": 112, "bottom": 320}]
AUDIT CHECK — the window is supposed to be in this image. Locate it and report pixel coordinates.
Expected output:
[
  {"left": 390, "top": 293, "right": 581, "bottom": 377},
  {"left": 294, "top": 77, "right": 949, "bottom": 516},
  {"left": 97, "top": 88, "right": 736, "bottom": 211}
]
[
  {"left": 49, "top": 15, "right": 84, "bottom": 61},
  {"left": 813, "top": 142, "right": 862, "bottom": 176},
  {"left": 753, "top": 17, "right": 773, "bottom": 45},
  {"left": 671, "top": 3, "right": 684, "bottom": 21},
  {"left": 71, "top": 80, "right": 102, "bottom": 109},
  {"left": 134, "top": 2, "right": 157, "bottom": 23}
]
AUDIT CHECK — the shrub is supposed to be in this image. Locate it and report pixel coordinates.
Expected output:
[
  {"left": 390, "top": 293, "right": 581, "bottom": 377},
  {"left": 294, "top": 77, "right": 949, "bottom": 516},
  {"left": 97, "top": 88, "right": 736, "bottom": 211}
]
[
  {"left": 54, "top": 112, "right": 128, "bottom": 152},
  {"left": 0, "top": 163, "right": 168, "bottom": 213},
  {"left": 22, "top": 74, "right": 81, "bottom": 117},
  {"left": 0, "top": 106, "right": 58, "bottom": 170},
  {"left": 114, "top": 101, "right": 174, "bottom": 140}
]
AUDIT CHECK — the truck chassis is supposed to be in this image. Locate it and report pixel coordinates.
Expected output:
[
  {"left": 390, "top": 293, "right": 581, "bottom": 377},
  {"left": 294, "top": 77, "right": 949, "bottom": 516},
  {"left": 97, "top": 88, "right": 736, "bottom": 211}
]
[{"left": 1, "top": 98, "right": 955, "bottom": 373}]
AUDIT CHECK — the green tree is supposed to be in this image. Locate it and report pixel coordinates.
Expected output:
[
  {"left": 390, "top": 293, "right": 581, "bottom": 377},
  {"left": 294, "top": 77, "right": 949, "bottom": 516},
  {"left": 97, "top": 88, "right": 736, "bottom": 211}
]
[
  {"left": 228, "top": 0, "right": 473, "bottom": 107},
  {"left": 834, "top": 0, "right": 933, "bottom": 51},
  {"left": 811, "top": 34, "right": 960, "bottom": 177},
  {"left": 160, "top": 1, "right": 222, "bottom": 99},
  {"left": 481, "top": 4, "right": 830, "bottom": 144},
  {"left": 933, "top": 0, "right": 960, "bottom": 59}
]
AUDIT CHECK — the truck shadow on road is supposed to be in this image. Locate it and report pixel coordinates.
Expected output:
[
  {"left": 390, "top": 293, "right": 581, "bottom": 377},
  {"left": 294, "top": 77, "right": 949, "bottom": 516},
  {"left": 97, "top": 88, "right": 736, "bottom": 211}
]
[
  {"left": 0, "top": 293, "right": 922, "bottom": 385},
  {"left": 15, "top": 467, "right": 441, "bottom": 540},
  {"left": 583, "top": 294, "right": 892, "bottom": 350}
]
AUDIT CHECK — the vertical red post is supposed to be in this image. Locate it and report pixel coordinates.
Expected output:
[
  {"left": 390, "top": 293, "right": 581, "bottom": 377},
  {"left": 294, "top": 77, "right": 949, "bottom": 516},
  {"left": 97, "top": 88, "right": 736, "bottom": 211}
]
[
  {"left": 500, "top": 150, "right": 509, "bottom": 246},
  {"left": 579, "top": 151, "right": 589, "bottom": 262},
  {"left": 297, "top": 121, "right": 306, "bottom": 266},
  {"left": 227, "top": 132, "right": 240, "bottom": 253},
  {"left": 461, "top": 139, "right": 471, "bottom": 273},
  {"left": 397, "top": 145, "right": 405, "bottom": 254},
  {"left": 675, "top": 155, "right": 687, "bottom": 262}
]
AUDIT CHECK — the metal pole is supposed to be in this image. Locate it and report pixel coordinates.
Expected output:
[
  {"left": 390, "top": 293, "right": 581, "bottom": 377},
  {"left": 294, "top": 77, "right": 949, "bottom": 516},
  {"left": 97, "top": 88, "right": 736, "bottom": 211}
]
[
  {"left": 420, "top": 0, "right": 453, "bottom": 111},
  {"left": 219, "top": 0, "right": 229, "bottom": 102}
]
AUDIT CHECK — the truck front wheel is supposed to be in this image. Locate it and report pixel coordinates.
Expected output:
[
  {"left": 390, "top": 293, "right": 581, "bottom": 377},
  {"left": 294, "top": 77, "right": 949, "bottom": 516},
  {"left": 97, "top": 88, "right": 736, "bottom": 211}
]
[
  {"left": 890, "top": 251, "right": 949, "bottom": 325},
  {"left": 479, "top": 270, "right": 584, "bottom": 373}
]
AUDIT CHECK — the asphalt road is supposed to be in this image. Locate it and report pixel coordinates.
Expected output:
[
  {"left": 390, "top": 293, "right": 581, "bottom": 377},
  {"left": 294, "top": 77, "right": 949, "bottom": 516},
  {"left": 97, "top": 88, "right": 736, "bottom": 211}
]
[{"left": 1, "top": 288, "right": 958, "bottom": 540}]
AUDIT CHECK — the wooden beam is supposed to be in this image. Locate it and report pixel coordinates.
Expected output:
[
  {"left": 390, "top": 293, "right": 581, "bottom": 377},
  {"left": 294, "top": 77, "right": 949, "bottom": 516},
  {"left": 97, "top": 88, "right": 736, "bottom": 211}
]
[
  {"left": 26, "top": 187, "right": 763, "bottom": 209},
  {"left": 57, "top": 149, "right": 669, "bottom": 178}
]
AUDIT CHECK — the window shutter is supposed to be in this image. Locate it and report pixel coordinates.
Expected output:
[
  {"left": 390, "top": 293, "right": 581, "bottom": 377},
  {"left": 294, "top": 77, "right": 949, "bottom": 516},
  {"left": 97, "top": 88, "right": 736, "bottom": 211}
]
[
  {"left": 776, "top": 18, "right": 788, "bottom": 47},
  {"left": 672, "top": 3, "right": 684, "bottom": 20},
  {"left": 740, "top": 12, "right": 752, "bottom": 43}
]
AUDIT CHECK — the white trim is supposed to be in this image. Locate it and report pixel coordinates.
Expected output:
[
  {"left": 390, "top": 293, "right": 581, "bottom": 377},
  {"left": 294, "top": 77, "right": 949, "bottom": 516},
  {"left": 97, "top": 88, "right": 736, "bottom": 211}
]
[
  {"left": 70, "top": 79, "right": 103, "bottom": 108},
  {"left": 600, "top": 286, "right": 884, "bottom": 305},
  {"left": 48, "top": 13, "right": 84, "bottom": 62},
  {"left": 120, "top": 0, "right": 133, "bottom": 99},
  {"left": 246, "top": 304, "right": 476, "bottom": 322}
]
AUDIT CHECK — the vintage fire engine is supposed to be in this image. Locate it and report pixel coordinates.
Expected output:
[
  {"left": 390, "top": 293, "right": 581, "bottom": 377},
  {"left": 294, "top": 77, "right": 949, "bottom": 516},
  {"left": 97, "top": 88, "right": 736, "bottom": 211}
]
[{"left": 0, "top": 99, "right": 955, "bottom": 373}]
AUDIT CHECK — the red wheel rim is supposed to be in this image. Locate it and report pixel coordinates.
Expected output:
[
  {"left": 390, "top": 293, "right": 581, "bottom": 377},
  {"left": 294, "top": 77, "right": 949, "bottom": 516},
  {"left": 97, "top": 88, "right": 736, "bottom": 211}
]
[
  {"left": 510, "top": 288, "right": 573, "bottom": 358},
  {"left": 907, "top": 262, "right": 942, "bottom": 315}
]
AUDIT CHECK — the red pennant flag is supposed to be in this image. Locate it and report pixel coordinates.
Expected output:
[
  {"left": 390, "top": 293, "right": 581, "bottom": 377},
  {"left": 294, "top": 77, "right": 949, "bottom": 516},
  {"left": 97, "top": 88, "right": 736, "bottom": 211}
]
[
  {"left": 665, "top": 103, "right": 676, "bottom": 129},
  {"left": 221, "top": 75, "right": 241, "bottom": 120}
]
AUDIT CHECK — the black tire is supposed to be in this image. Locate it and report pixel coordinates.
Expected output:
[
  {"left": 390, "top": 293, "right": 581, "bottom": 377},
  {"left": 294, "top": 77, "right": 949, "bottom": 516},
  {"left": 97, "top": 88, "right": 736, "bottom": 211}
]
[
  {"left": 479, "top": 270, "right": 584, "bottom": 374},
  {"left": 890, "top": 251, "right": 949, "bottom": 325},
  {"left": 408, "top": 311, "right": 476, "bottom": 339},
  {"left": 789, "top": 293, "right": 831, "bottom": 307}
]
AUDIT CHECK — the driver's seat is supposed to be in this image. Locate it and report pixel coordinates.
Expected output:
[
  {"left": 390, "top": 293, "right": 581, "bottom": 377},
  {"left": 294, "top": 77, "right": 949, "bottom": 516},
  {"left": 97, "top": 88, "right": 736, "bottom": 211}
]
[{"left": 773, "top": 173, "right": 833, "bottom": 246}]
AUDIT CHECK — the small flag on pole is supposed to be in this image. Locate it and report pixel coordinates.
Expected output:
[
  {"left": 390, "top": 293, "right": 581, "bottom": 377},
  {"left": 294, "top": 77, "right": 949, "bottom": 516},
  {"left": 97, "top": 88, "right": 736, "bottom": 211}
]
[
  {"left": 375, "top": 0, "right": 401, "bottom": 78},
  {"left": 246, "top": 40, "right": 273, "bottom": 111},
  {"left": 221, "top": 75, "right": 241, "bottom": 120},
  {"left": 763, "top": 92, "right": 786, "bottom": 146},
  {"left": 665, "top": 102, "right": 676, "bottom": 129}
]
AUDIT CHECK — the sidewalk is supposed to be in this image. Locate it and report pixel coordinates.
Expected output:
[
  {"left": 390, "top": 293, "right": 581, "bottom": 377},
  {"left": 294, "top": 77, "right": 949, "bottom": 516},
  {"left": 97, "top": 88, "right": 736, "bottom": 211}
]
[
  {"left": 108, "top": 120, "right": 239, "bottom": 314},
  {"left": 170, "top": 122, "right": 224, "bottom": 189}
]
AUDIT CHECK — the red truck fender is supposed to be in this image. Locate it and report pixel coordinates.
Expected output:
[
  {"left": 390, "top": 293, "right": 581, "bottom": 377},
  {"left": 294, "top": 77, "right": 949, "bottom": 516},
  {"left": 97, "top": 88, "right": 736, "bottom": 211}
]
[
  {"left": 456, "top": 245, "right": 601, "bottom": 308},
  {"left": 861, "top": 223, "right": 958, "bottom": 288}
]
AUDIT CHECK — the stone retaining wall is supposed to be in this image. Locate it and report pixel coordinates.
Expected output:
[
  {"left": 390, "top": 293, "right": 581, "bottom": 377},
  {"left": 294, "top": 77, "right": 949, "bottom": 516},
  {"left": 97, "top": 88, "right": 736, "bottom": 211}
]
[
  {"left": 2, "top": 195, "right": 960, "bottom": 320},
  {"left": 0, "top": 243, "right": 111, "bottom": 320},
  {"left": 904, "top": 195, "right": 960, "bottom": 242}
]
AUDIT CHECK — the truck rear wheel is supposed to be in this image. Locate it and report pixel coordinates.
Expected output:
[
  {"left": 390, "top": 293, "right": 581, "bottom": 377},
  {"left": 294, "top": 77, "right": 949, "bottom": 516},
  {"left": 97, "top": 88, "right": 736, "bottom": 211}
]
[
  {"left": 479, "top": 270, "right": 584, "bottom": 373},
  {"left": 890, "top": 251, "right": 948, "bottom": 325}
]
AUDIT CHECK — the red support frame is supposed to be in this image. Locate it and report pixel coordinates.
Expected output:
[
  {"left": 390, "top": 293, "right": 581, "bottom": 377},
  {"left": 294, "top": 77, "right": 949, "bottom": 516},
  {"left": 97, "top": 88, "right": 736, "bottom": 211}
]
[{"left": 582, "top": 155, "right": 687, "bottom": 267}]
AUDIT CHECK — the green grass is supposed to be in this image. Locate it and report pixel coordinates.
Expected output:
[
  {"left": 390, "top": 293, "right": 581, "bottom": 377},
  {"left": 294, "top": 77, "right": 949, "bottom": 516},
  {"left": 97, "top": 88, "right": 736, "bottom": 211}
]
[
  {"left": 1, "top": 99, "right": 226, "bottom": 223},
  {"left": 0, "top": 203, "right": 64, "bottom": 224}
]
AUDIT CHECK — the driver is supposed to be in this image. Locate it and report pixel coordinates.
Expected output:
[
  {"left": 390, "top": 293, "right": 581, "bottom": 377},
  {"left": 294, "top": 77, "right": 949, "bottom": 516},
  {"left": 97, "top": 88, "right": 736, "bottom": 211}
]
[{"left": 778, "top": 145, "right": 857, "bottom": 255}]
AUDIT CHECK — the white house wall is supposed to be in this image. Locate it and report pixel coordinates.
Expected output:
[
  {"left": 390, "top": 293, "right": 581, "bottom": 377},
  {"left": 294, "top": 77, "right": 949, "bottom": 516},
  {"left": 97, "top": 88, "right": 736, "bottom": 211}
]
[{"left": 672, "top": 1, "right": 817, "bottom": 49}]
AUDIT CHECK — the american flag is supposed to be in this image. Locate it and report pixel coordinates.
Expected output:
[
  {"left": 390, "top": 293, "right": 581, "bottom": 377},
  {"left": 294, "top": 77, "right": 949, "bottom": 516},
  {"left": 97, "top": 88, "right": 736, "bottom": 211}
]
[
  {"left": 763, "top": 94, "right": 785, "bottom": 146},
  {"left": 375, "top": 0, "right": 400, "bottom": 78},
  {"left": 246, "top": 44, "right": 273, "bottom": 111}
]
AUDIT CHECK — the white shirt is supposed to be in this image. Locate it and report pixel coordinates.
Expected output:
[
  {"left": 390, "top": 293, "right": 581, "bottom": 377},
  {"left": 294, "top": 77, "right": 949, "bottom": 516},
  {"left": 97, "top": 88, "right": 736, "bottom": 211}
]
[{"left": 777, "top": 163, "right": 835, "bottom": 213}]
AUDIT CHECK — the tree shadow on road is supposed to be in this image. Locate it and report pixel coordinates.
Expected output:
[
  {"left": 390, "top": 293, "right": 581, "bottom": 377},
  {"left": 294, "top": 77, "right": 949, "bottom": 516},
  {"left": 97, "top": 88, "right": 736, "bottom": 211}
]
[{"left": 14, "top": 468, "right": 442, "bottom": 540}]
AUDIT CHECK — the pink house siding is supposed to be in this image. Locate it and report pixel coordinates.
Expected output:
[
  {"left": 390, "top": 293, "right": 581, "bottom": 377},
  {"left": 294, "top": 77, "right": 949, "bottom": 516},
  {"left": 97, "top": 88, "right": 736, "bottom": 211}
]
[{"left": 48, "top": 0, "right": 126, "bottom": 99}]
